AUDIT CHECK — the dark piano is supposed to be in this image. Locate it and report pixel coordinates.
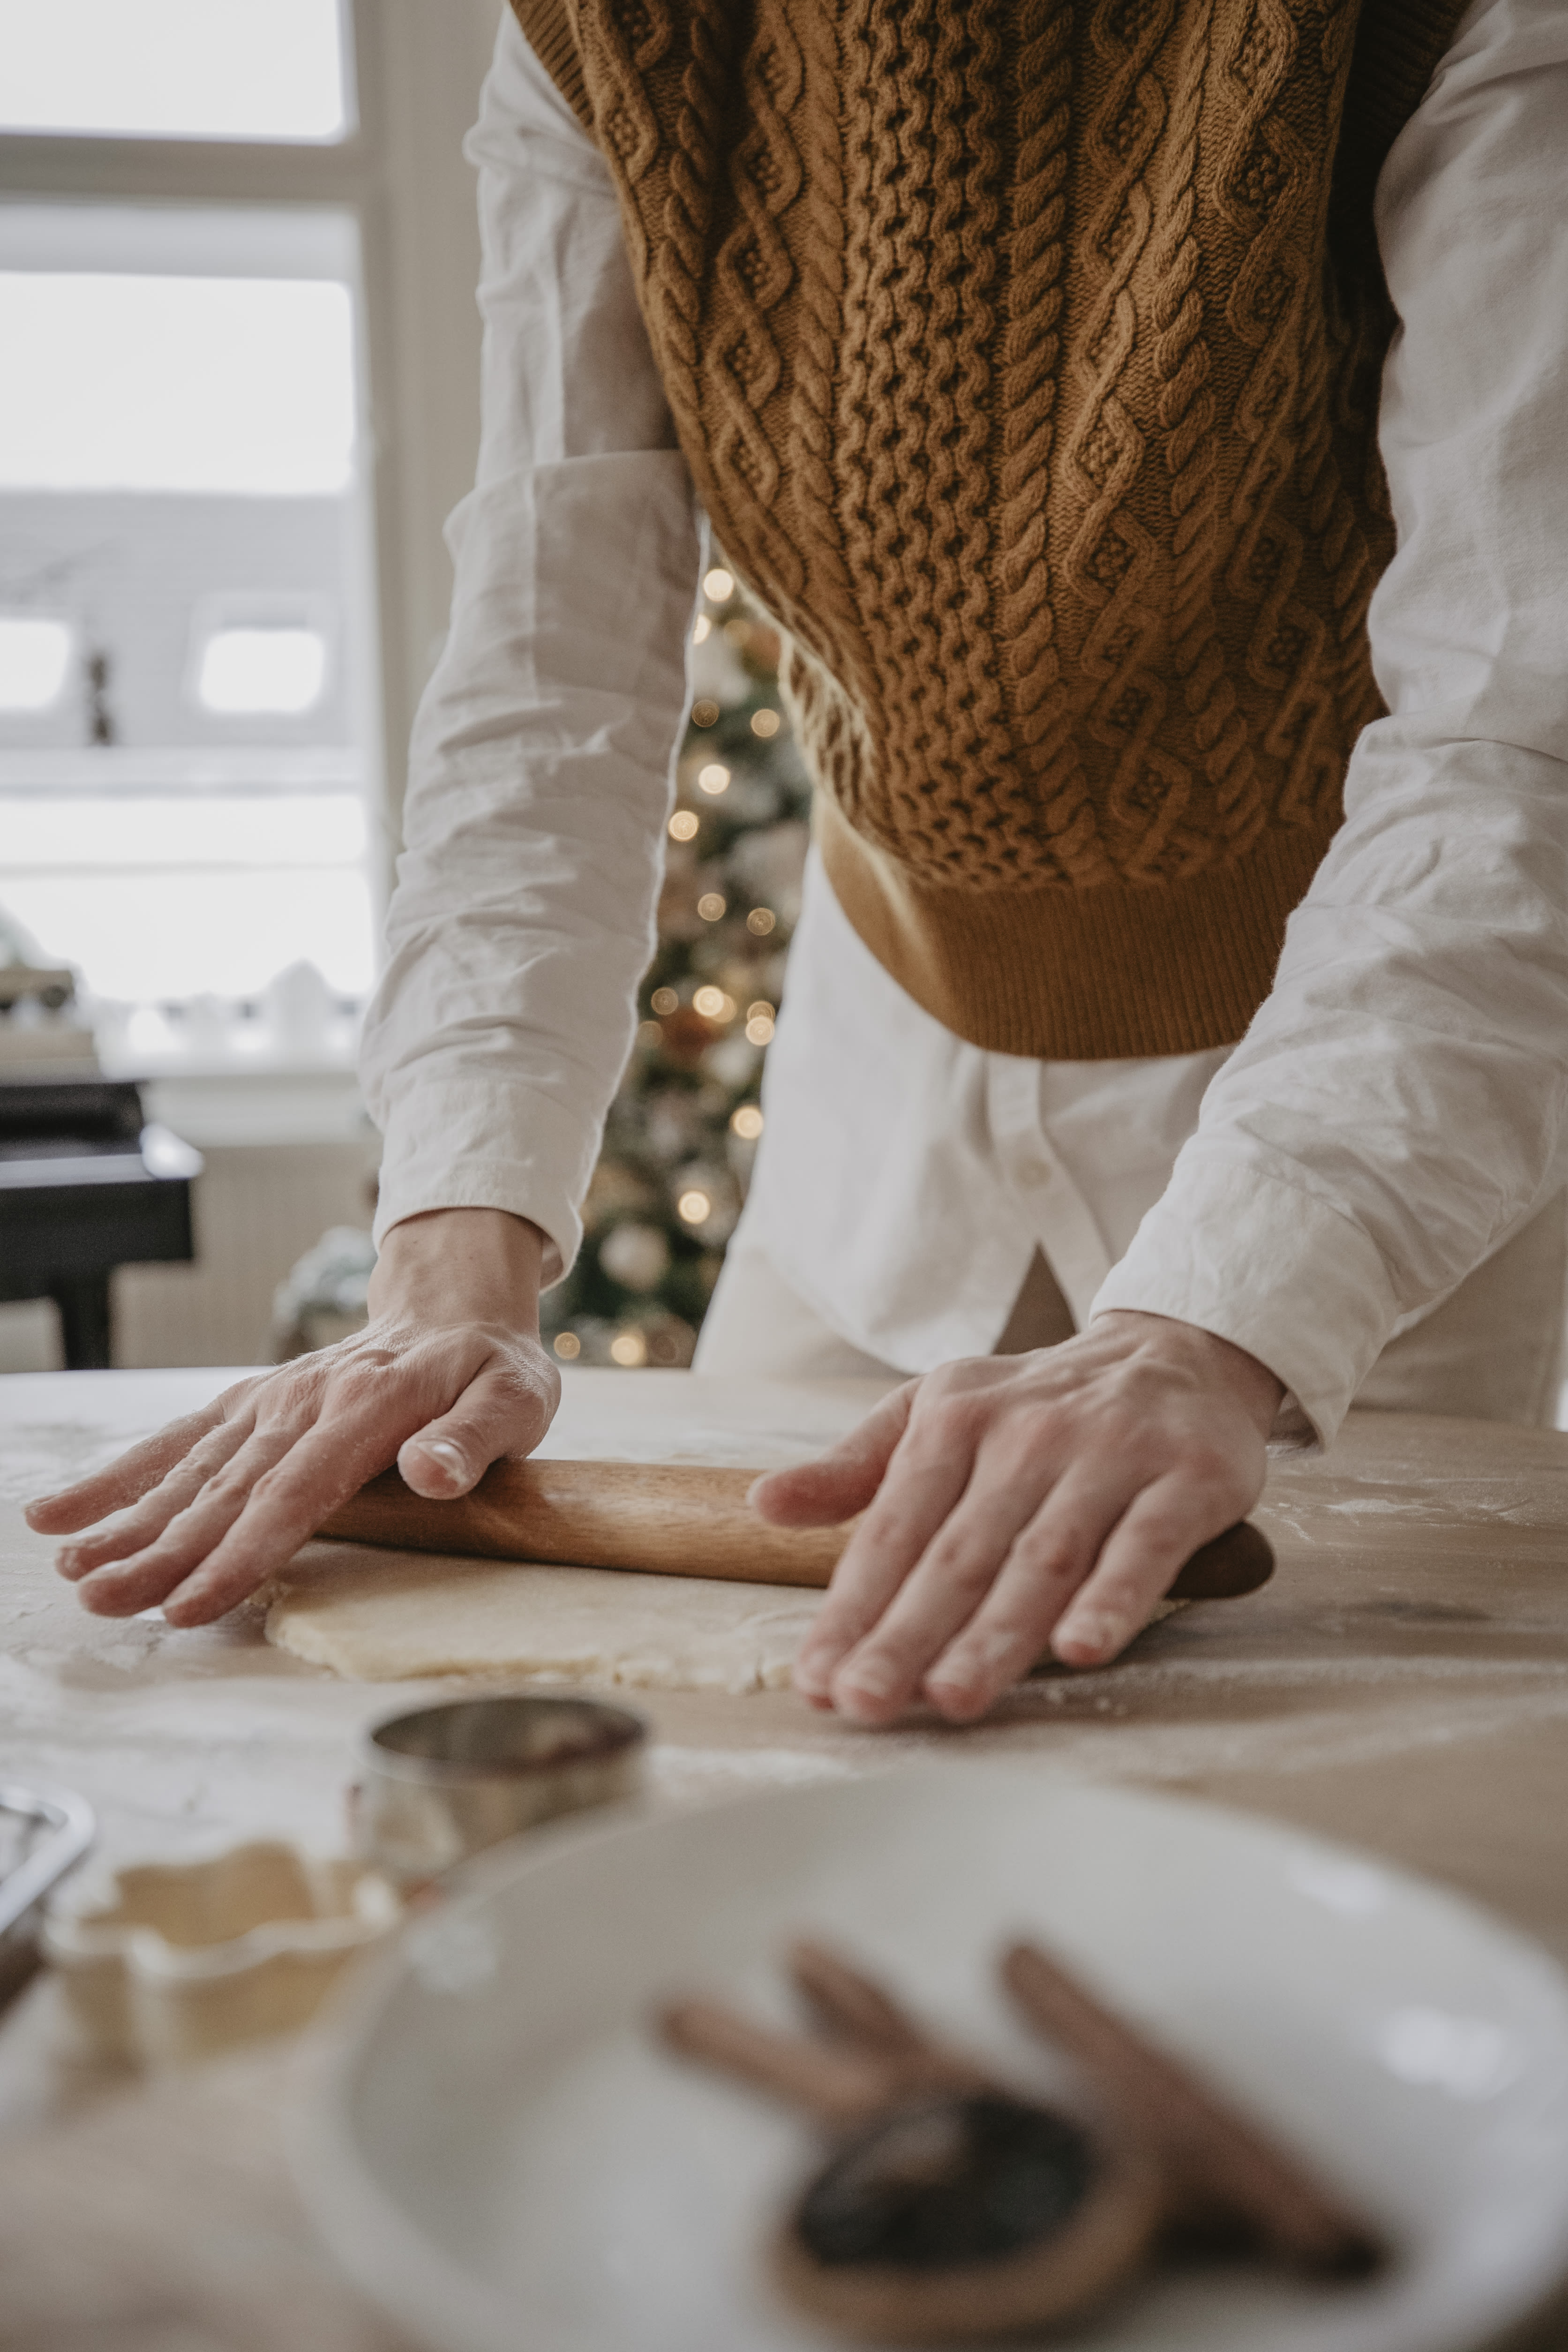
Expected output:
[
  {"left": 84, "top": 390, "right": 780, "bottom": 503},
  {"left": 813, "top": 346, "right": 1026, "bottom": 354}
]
[{"left": 0, "top": 1080, "right": 203, "bottom": 1369}]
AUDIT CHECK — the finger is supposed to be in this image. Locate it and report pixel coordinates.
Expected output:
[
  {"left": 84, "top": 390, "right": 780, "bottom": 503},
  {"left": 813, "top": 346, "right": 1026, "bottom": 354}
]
[
  {"left": 54, "top": 1414, "right": 255, "bottom": 1579},
  {"left": 792, "top": 1446, "right": 975, "bottom": 1716},
  {"left": 748, "top": 1383, "right": 917, "bottom": 1527},
  {"left": 161, "top": 1361, "right": 548, "bottom": 1626},
  {"left": 816, "top": 1465, "right": 1053, "bottom": 1726},
  {"left": 25, "top": 1390, "right": 248, "bottom": 1534},
  {"left": 73, "top": 1422, "right": 305, "bottom": 1618},
  {"left": 922, "top": 1465, "right": 1140, "bottom": 1721},
  {"left": 398, "top": 1361, "right": 559, "bottom": 1497},
  {"left": 158, "top": 1412, "right": 430, "bottom": 1626},
  {"left": 1051, "top": 1471, "right": 1232, "bottom": 1668}
]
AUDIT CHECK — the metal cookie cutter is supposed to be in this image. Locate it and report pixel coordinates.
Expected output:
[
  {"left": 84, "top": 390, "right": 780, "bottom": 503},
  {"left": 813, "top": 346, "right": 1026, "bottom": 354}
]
[
  {"left": 351, "top": 1693, "right": 648, "bottom": 1887},
  {"left": 0, "top": 1782, "right": 95, "bottom": 2015}
]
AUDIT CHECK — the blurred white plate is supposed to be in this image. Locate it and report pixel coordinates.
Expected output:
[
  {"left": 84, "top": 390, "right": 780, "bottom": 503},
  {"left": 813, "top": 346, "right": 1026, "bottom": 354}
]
[{"left": 296, "top": 1768, "right": 1568, "bottom": 2352}]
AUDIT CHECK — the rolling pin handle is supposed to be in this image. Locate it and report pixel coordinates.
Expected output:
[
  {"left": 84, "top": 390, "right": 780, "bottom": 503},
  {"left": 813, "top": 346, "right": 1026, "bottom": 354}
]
[{"left": 1168, "top": 1520, "right": 1274, "bottom": 1602}]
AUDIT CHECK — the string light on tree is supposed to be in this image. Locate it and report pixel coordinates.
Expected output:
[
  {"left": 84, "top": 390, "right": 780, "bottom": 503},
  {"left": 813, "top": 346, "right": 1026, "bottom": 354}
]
[
  {"left": 599, "top": 1222, "right": 670, "bottom": 1290},
  {"left": 538, "top": 555, "right": 809, "bottom": 1368}
]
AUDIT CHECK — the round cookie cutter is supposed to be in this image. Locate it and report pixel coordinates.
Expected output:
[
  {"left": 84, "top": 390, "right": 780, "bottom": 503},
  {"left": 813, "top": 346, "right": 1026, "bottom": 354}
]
[{"left": 352, "top": 1692, "right": 648, "bottom": 1886}]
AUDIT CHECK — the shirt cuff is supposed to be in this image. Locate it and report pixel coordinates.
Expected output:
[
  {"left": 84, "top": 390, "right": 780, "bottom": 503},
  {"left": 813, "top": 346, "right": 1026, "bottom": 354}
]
[
  {"left": 370, "top": 1076, "right": 596, "bottom": 1290},
  {"left": 1088, "top": 1151, "right": 1402, "bottom": 1443}
]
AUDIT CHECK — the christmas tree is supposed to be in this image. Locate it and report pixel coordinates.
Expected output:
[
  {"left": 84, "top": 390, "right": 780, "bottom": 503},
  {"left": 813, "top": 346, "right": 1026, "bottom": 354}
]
[{"left": 538, "top": 564, "right": 809, "bottom": 1370}]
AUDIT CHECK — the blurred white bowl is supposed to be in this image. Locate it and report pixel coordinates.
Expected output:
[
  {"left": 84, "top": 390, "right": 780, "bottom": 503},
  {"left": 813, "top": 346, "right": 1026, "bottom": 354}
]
[{"left": 294, "top": 1768, "right": 1568, "bottom": 2352}]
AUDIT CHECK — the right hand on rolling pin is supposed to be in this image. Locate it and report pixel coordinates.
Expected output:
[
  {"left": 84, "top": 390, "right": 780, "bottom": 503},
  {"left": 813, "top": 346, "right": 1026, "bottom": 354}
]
[{"left": 26, "top": 1209, "right": 558, "bottom": 1627}]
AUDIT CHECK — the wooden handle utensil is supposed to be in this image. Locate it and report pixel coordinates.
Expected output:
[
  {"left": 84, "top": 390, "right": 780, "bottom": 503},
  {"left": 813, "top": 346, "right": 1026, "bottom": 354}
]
[
  {"left": 1001, "top": 1943, "right": 1380, "bottom": 2276},
  {"left": 319, "top": 1457, "right": 1273, "bottom": 1602}
]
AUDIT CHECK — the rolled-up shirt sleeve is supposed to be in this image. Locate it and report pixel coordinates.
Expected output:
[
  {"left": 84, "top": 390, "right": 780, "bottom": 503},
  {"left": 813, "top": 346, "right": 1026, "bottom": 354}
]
[
  {"left": 360, "top": 11, "right": 700, "bottom": 1284},
  {"left": 1093, "top": 0, "right": 1568, "bottom": 1439}
]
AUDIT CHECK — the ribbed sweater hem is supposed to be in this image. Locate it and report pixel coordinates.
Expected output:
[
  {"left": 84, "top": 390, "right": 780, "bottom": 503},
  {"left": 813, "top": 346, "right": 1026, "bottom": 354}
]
[{"left": 818, "top": 797, "right": 1335, "bottom": 1061}]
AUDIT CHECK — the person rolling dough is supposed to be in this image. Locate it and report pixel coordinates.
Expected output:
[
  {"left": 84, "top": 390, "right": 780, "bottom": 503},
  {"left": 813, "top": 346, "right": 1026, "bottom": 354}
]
[{"left": 30, "top": 0, "right": 1568, "bottom": 1728}]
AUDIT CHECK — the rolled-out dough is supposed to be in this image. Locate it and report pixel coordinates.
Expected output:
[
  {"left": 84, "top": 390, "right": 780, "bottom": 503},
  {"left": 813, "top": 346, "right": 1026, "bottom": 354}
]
[
  {"left": 264, "top": 1541, "right": 1184, "bottom": 1692},
  {"left": 265, "top": 1542, "right": 823, "bottom": 1692}
]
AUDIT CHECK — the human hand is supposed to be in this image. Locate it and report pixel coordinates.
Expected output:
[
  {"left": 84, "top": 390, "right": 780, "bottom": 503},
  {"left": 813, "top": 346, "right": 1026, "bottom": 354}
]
[
  {"left": 749, "top": 1311, "right": 1283, "bottom": 1726},
  {"left": 26, "top": 1208, "right": 559, "bottom": 1627}
]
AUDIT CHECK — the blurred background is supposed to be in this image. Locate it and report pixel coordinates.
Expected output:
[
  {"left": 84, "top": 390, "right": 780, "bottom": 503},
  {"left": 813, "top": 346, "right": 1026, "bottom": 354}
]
[{"left": 0, "top": 0, "right": 810, "bottom": 1376}]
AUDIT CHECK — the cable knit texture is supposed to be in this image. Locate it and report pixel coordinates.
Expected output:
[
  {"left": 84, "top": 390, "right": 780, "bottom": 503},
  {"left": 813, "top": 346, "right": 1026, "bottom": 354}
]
[{"left": 510, "top": 0, "right": 1467, "bottom": 1056}]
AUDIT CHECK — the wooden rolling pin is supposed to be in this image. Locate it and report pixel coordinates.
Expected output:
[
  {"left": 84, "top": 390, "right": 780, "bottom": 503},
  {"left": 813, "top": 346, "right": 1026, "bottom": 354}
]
[{"left": 318, "top": 1458, "right": 1274, "bottom": 1602}]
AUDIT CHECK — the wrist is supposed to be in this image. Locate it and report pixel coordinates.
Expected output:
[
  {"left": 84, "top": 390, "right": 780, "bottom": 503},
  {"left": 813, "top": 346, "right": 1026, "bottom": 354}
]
[
  {"left": 1094, "top": 1308, "right": 1285, "bottom": 1434},
  {"left": 368, "top": 1207, "right": 547, "bottom": 1332}
]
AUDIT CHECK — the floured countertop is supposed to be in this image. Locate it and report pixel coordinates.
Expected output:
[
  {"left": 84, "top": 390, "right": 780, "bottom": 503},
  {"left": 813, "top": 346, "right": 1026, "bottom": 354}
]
[
  {"left": 5, "top": 1368, "right": 1568, "bottom": 2016},
  {"left": 5, "top": 1367, "right": 1568, "bottom": 2349}
]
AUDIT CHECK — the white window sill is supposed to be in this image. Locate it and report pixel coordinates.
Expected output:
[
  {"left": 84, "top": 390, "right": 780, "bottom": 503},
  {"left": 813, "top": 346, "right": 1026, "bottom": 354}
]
[{"left": 131, "top": 1066, "right": 370, "bottom": 1150}]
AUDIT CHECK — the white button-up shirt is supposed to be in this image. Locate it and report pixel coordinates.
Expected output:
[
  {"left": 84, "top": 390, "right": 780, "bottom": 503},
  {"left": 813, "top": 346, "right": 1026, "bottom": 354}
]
[{"left": 361, "top": 0, "right": 1568, "bottom": 1443}]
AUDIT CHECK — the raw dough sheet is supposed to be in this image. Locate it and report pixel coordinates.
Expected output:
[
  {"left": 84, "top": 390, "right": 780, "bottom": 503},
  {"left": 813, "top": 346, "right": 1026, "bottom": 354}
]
[
  {"left": 264, "top": 1556, "right": 1181, "bottom": 1692},
  {"left": 265, "top": 1548, "right": 822, "bottom": 1692}
]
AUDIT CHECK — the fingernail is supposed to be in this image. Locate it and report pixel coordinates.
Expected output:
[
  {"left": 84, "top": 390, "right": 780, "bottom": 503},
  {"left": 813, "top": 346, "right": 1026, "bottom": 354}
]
[
  {"left": 1055, "top": 1609, "right": 1125, "bottom": 1659},
  {"left": 837, "top": 1661, "right": 897, "bottom": 1704},
  {"left": 411, "top": 1439, "right": 465, "bottom": 1480},
  {"left": 926, "top": 1631, "right": 1012, "bottom": 1699}
]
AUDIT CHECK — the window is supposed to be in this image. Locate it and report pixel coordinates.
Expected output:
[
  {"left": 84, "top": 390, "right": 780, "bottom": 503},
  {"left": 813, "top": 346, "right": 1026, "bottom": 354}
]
[
  {"left": 0, "top": 2, "right": 496, "bottom": 1069},
  {"left": 0, "top": 201, "right": 375, "bottom": 1035},
  {"left": 0, "top": 0, "right": 350, "bottom": 144}
]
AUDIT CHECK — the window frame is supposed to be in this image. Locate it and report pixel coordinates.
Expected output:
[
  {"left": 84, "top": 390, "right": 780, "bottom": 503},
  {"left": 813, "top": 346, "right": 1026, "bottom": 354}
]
[{"left": 0, "top": 0, "right": 499, "bottom": 909}]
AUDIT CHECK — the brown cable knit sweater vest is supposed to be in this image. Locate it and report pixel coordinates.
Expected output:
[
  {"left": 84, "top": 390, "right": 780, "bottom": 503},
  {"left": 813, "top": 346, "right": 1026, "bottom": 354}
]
[{"left": 510, "top": 0, "right": 1467, "bottom": 1057}]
